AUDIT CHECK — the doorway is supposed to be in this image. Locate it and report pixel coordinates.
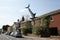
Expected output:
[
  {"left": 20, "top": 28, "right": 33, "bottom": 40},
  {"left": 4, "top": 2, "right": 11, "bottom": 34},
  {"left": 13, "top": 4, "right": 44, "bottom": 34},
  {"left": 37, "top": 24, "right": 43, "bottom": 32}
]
[{"left": 49, "top": 27, "right": 58, "bottom": 36}]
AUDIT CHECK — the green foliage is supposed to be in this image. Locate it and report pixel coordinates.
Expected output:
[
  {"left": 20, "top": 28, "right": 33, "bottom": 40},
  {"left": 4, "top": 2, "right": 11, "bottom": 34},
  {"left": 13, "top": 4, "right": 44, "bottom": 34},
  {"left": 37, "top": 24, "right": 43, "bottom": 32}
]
[
  {"left": 22, "top": 21, "right": 32, "bottom": 35},
  {"left": 40, "top": 27, "right": 50, "bottom": 37},
  {"left": 45, "top": 15, "right": 51, "bottom": 28},
  {"left": 2, "top": 25, "right": 10, "bottom": 32},
  {"left": 40, "top": 15, "right": 51, "bottom": 37},
  {"left": 40, "top": 16, "right": 46, "bottom": 27},
  {"left": 32, "top": 15, "right": 51, "bottom": 36},
  {"left": 22, "top": 27, "right": 32, "bottom": 35},
  {"left": 40, "top": 15, "right": 51, "bottom": 28},
  {"left": 32, "top": 26, "right": 41, "bottom": 35}
]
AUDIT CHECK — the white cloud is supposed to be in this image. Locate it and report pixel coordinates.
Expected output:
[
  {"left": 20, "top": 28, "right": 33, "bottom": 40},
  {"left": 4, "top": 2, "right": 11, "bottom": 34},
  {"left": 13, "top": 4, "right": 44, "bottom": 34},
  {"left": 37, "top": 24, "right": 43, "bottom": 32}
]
[
  {"left": 0, "top": 6, "right": 17, "bottom": 28},
  {"left": 0, "top": 6, "right": 16, "bottom": 10},
  {"left": 0, "top": 6, "right": 17, "bottom": 13},
  {"left": 0, "top": 14, "right": 14, "bottom": 28},
  {"left": 0, "top": 6, "right": 12, "bottom": 11},
  {"left": 18, "top": 8, "right": 31, "bottom": 18},
  {"left": 0, "top": 0, "right": 17, "bottom": 2},
  {"left": 19, "top": 9, "right": 28, "bottom": 13},
  {"left": 0, "top": 14, "right": 9, "bottom": 28}
]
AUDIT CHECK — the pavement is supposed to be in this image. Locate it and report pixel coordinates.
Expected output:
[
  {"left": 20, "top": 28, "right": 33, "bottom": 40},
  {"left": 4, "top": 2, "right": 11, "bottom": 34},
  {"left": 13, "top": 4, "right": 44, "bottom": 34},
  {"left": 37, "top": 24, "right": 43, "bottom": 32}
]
[
  {"left": 0, "top": 34, "right": 32, "bottom": 40},
  {"left": 23, "top": 35, "right": 60, "bottom": 40},
  {"left": 0, "top": 34, "right": 60, "bottom": 40}
]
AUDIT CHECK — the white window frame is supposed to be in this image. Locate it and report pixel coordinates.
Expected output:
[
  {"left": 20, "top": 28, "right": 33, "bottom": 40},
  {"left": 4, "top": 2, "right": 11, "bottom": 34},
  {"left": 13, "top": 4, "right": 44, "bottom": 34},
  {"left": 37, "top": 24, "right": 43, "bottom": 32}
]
[{"left": 50, "top": 16, "right": 54, "bottom": 21}]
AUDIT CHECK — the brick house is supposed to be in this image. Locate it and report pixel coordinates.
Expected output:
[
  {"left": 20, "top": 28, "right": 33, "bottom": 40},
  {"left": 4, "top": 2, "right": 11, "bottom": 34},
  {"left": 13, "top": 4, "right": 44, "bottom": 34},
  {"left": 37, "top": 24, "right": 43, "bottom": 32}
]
[
  {"left": 20, "top": 20, "right": 32, "bottom": 28},
  {"left": 20, "top": 9, "right": 60, "bottom": 35},
  {"left": 7, "top": 26, "right": 13, "bottom": 33},
  {"left": 31, "top": 9, "right": 60, "bottom": 35},
  {"left": 31, "top": 17, "right": 41, "bottom": 27},
  {"left": 47, "top": 9, "right": 60, "bottom": 35}
]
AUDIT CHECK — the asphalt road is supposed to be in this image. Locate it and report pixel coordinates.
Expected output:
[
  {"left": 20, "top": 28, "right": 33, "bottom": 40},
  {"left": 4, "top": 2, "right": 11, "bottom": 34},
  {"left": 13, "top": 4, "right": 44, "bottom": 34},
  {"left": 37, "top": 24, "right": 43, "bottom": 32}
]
[
  {"left": 0, "top": 34, "right": 33, "bottom": 40},
  {"left": 0, "top": 34, "right": 60, "bottom": 40}
]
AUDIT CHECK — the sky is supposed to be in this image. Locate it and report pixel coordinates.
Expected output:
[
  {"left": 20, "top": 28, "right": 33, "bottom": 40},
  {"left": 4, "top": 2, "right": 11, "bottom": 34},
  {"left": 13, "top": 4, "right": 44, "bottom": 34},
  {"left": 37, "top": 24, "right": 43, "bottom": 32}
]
[{"left": 0, "top": 0, "right": 60, "bottom": 28}]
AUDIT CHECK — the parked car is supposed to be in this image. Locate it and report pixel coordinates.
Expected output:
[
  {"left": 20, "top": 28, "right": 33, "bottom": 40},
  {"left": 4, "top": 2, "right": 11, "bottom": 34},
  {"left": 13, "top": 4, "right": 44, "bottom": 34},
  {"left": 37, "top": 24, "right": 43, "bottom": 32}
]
[
  {"left": 4, "top": 32, "right": 9, "bottom": 35},
  {"left": 10, "top": 32, "right": 15, "bottom": 36},
  {"left": 10, "top": 31, "right": 22, "bottom": 38},
  {"left": 15, "top": 32, "right": 22, "bottom": 38}
]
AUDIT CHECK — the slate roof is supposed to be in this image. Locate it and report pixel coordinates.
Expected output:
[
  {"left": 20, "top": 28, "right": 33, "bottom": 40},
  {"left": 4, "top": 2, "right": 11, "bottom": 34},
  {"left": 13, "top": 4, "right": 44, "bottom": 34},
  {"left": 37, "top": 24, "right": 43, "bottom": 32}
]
[{"left": 40, "top": 9, "right": 60, "bottom": 18}]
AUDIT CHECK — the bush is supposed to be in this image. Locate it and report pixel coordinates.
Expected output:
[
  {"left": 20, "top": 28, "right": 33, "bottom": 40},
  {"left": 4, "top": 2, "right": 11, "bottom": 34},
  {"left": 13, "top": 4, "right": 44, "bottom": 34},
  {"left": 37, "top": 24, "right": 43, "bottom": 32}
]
[
  {"left": 22, "top": 27, "right": 27, "bottom": 35},
  {"left": 22, "top": 27, "right": 32, "bottom": 35},
  {"left": 40, "top": 27, "right": 50, "bottom": 37},
  {"left": 32, "top": 26, "right": 41, "bottom": 35},
  {"left": 21, "top": 21, "right": 32, "bottom": 35}
]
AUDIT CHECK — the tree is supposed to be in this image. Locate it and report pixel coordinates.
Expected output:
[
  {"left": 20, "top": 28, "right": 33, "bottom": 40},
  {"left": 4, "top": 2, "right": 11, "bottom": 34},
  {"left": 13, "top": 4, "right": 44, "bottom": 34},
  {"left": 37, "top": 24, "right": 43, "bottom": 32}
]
[
  {"left": 2, "top": 25, "right": 10, "bottom": 32},
  {"left": 22, "top": 16, "right": 25, "bottom": 21},
  {"left": 40, "top": 15, "right": 51, "bottom": 37},
  {"left": 22, "top": 21, "right": 32, "bottom": 35}
]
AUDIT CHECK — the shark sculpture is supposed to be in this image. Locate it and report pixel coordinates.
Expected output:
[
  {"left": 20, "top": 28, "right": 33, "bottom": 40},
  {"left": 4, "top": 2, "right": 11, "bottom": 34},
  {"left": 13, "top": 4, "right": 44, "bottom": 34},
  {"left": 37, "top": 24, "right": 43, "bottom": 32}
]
[{"left": 25, "top": 4, "right": 36, "bottom": 18}]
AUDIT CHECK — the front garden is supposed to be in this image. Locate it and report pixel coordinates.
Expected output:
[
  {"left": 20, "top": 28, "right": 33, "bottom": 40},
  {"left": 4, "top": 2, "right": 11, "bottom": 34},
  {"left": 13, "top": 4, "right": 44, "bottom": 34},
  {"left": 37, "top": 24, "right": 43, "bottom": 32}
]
[{"left": 21, "top": 15, "right": 51, "bottom": 37}]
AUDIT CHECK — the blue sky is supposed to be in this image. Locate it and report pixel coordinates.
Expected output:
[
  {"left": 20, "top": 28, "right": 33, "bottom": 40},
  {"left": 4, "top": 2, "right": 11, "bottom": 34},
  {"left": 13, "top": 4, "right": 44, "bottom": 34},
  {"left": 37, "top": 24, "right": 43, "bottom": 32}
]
[{"left": 0, "top": 0, "right": 60, "bottom": 28}]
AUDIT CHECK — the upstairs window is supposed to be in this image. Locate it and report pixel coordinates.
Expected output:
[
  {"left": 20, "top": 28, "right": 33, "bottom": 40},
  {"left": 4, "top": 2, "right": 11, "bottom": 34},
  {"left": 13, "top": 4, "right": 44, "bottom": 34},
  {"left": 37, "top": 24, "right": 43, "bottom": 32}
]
[{"left": 50, "top": 16, "right": 54, "bottom": 21}]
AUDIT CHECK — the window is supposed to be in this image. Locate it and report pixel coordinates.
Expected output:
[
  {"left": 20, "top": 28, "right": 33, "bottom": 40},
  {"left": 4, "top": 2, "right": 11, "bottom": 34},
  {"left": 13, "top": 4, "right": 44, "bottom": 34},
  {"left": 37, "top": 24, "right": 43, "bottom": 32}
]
[{"left": 50, "top": 16, "right": 54, "bottom": 21}]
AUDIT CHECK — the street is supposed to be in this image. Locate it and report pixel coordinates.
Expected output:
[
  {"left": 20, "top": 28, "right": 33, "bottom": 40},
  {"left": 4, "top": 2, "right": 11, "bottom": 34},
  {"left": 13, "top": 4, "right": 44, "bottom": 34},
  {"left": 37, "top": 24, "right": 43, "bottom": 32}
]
[
  {"left": 0, "top": 34, "right": 60, "bottom": 40},
  {"left": 0, "top": 34, "right": 32, "bottom": 40}
]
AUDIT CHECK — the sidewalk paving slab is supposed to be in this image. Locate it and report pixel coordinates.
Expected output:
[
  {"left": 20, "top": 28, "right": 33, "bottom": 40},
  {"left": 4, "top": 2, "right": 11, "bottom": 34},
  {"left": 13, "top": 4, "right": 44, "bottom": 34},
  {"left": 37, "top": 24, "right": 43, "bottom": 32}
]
[{"left": 23, "top": 35, "right": 60, "bottom": 40}]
